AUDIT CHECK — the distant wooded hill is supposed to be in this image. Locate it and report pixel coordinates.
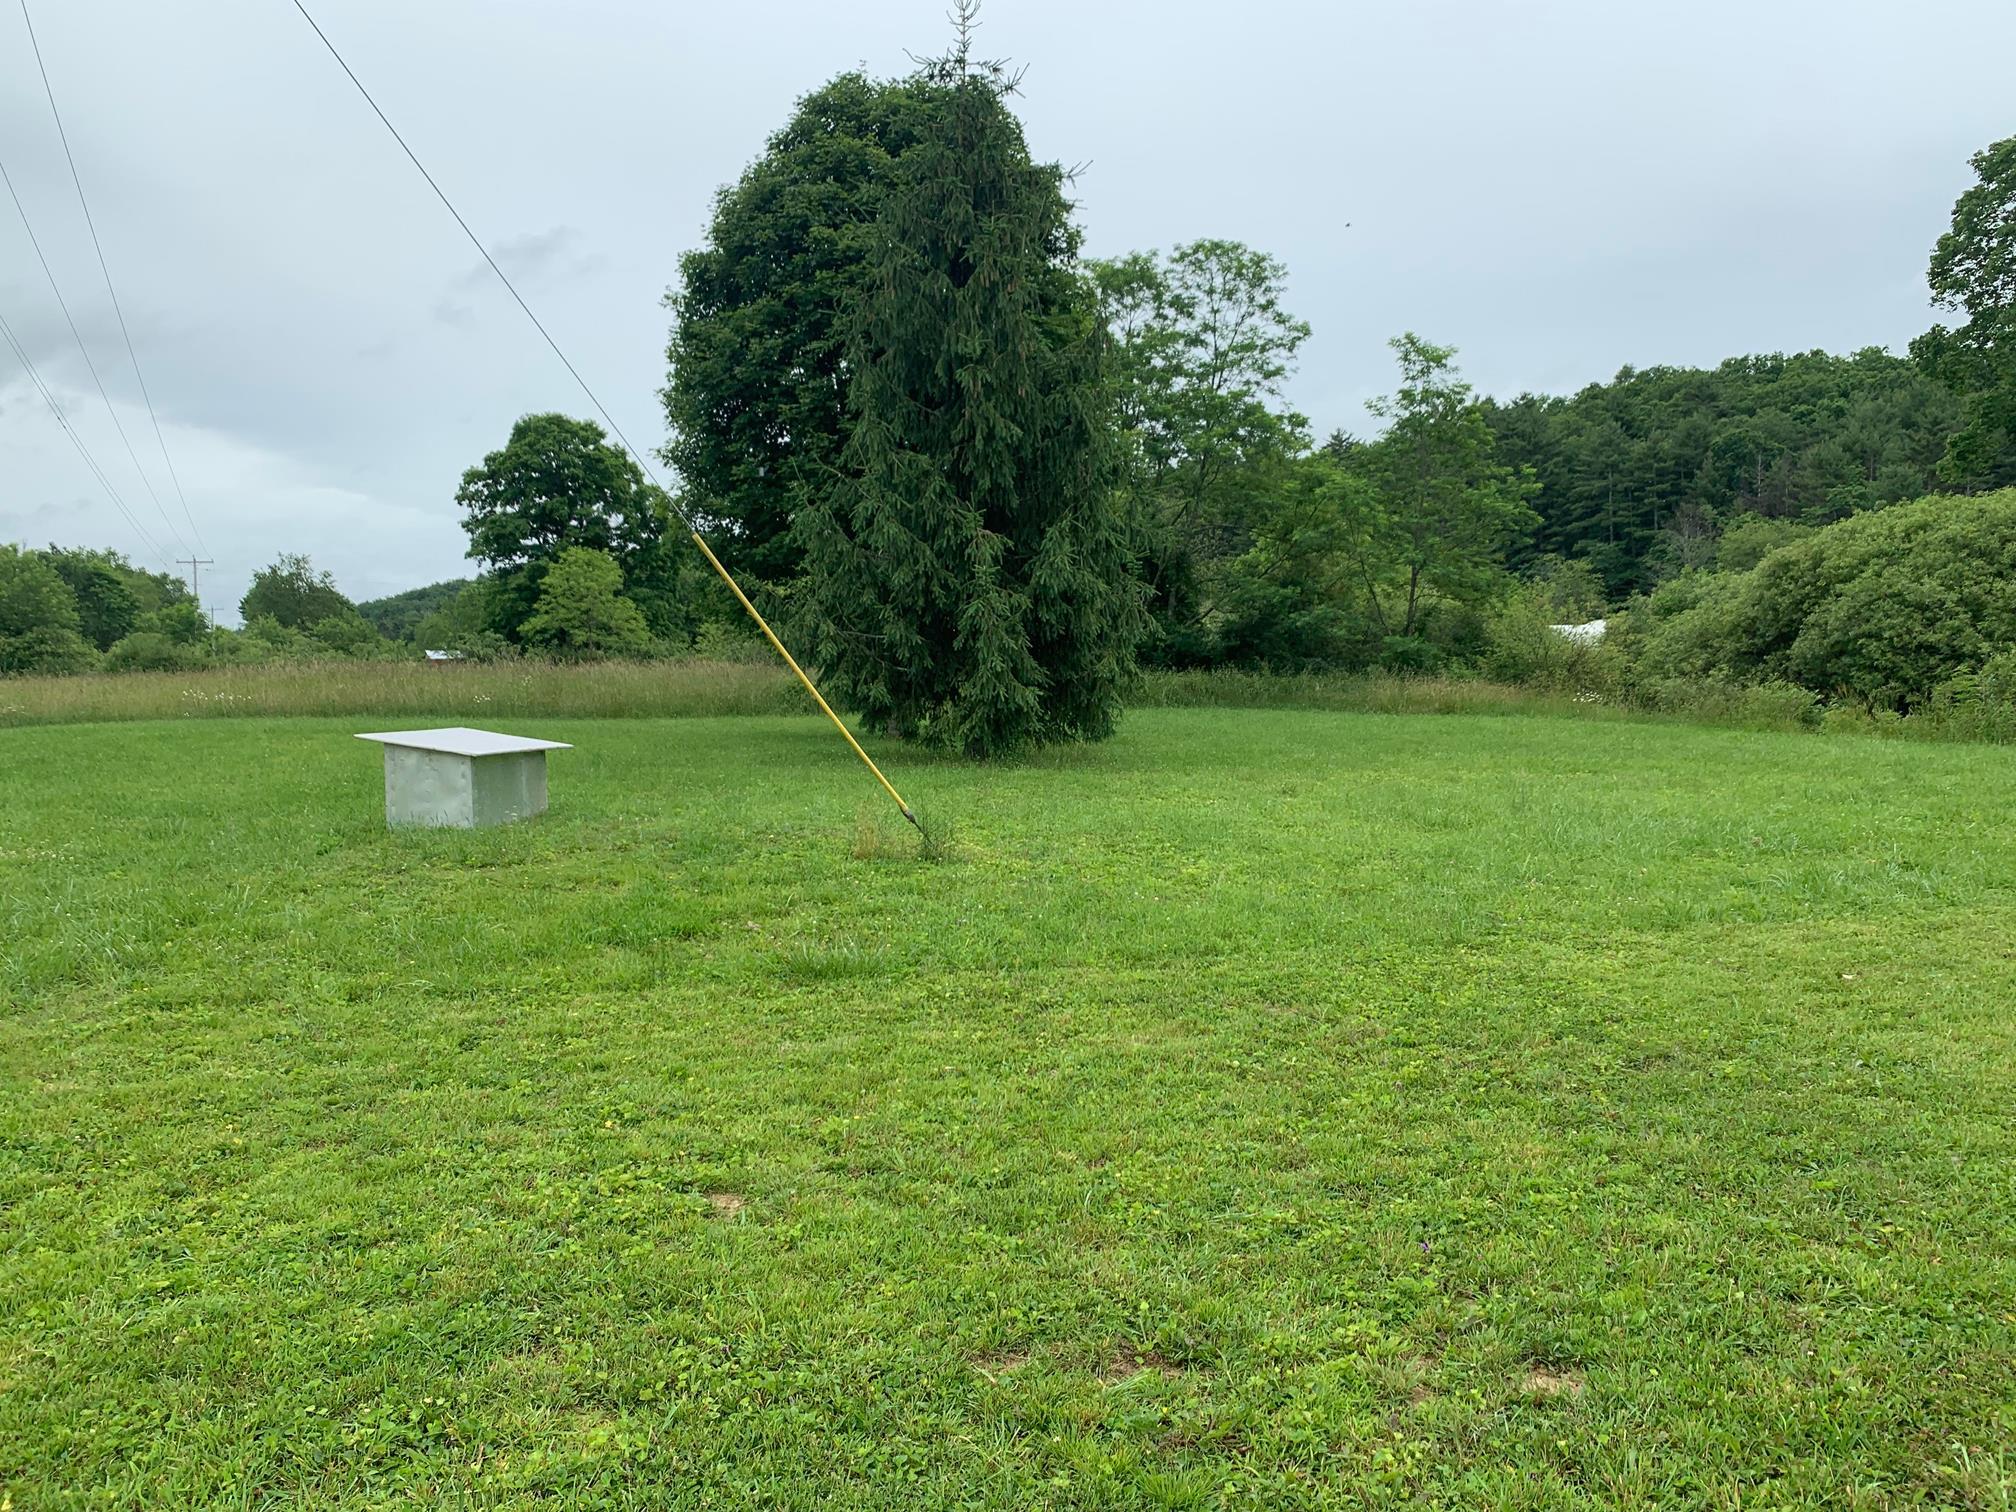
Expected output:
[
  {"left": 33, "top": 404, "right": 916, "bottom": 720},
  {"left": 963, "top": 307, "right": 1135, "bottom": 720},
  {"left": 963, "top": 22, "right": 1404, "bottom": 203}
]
[
  {"left": 356, "top": 579, "right": 472, "bottom": 642},
  {"left": 1485, "top": 348, "right": 1971, "bottom": 595}
]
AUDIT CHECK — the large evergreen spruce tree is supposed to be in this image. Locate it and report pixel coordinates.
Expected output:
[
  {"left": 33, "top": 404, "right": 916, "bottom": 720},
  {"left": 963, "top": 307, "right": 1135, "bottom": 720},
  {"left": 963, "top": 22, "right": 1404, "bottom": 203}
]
[{"left": 794, "top": 37, "right": 1144, "bottom": 758}]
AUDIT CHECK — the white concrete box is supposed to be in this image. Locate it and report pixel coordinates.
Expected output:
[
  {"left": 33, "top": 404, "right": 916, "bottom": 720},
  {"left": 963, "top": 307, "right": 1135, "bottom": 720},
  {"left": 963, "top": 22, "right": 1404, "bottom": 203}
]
[{"left": 355, "top": 727, "right": 572, "bottom": 829}]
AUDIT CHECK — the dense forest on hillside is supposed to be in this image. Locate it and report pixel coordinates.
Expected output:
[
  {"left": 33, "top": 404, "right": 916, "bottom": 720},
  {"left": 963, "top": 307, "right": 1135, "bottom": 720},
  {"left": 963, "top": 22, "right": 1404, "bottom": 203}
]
[
  {"left": 355, "top": 579, "right": 470, "bottom": 642},
  {"left": 1487, "top": 349, "right": 1969, "bottom": 593}
]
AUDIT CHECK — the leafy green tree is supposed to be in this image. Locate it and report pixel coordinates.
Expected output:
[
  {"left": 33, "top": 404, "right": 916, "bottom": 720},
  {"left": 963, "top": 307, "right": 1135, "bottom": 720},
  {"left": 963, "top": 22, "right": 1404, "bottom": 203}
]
[
  {"left": 1211, "top": 343, "right": 1539, "bottom": 672},
  {"left": 793, "top": 50, "right": 1144, "bottom": 756},
  {"left": 1091, "top": 240, "right": 1310, "bottom": 664},
  {"left": 1647, "top": 501, "right": 1720, "bottom": 579},
  {"left": 1913, "top": 136, "right": 2016, "bottom": 490},
  {"left": 1209, "top": 456, "right": 1381, "bottom": 669},
  {"left": 519, "top": 547, "right": 655, "bottom": 659},
  {"left": 1626, "top": 568, "right": 1754, "bottom": 683},
  {"left": 1339, "top": 336, "right": 1539, "bottom": 646},
  {"left": 143, "top": 599, "right": 209, "bottom": 647},
  {"left": 0, "top": 544, "right": 95, "bottom": 674},
  {"left": 1716, "top": 514, "right": 1812, "bottom": 573},
  {"left": 413, "top": 581, "right": 508, "bottom": 656},
  {"left": 238, "top": 616, "right": 317, "bottom": 661},
  {"left": 38, "top": 546, "right": 190, "bottom": 648},
  {"left": 456, "top": 413, "right": 674, "bottom": 639},
  {"left": 611, "top": 530, "right": 703, "bottom": 645},
  {"left": 240, "top": 554, "right": 355, "bottom": 630},
  {"left": 40, "top": 550, "right": 138, "bottom": 651},
  {"left": 1523, "top": 555, "right": 1610, "bottom": 622},
  {"left": 307, "top": 607, "right": 389, "bottom": 657},
  {"left": 662, "top": 73, "right": 938, "bottom": 582}
]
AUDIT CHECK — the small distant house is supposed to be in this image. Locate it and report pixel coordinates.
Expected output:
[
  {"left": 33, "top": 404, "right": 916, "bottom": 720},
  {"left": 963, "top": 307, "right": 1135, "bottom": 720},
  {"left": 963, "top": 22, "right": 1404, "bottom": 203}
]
[{"left": 1548, "top": 619, "right": 1607, "bottom": 644}]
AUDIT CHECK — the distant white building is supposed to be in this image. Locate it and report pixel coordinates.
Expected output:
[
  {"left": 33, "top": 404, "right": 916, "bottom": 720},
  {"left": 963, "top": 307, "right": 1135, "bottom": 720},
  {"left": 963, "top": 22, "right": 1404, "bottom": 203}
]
[{"left": 1549, "top": 619, "right": 1607, "bottom": 644}]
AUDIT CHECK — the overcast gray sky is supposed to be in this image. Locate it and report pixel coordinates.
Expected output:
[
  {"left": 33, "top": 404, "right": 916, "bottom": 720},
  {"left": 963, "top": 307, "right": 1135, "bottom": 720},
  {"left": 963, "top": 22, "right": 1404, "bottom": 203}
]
[{"left": 3, "top": 0, "right": 2011, "bottom": 621}]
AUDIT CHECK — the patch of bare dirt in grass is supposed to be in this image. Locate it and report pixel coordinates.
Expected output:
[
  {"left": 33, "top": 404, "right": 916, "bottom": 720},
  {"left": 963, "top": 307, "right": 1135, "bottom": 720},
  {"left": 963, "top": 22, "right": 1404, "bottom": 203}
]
[
  {"left": 1523, "top": 1365, "right": 1584, "bottom": 1399},
  {"left": 704, "top": 1192, "right": 745, "bottom": 1217}
]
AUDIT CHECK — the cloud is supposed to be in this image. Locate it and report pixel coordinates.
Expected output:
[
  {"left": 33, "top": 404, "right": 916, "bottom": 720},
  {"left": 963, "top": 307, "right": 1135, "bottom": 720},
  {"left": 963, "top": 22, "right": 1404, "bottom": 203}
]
[
  {"left": 1, "top": 373, "right": 466, "bottom": 622},
  {"left": 429, "top": 225, "right": 604, "bottom": 336},
  {"left": 453, "top": 225, "right": 605, "bottom": 292},
  {"left": 5, "top": 0, "right": 2011, "bottom": 613}
]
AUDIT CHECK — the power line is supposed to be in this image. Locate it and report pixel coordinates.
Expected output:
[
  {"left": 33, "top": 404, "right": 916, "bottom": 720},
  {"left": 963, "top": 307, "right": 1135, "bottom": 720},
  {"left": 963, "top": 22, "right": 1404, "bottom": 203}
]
[
  {"left": 286, "top": 0, "right": 922, "bottom": 830},
  {"left": 0, "top": 152, "right": 193, "bottom": 559},
  {"left": 19, "top": 0, "right": 209, "bottom": 559},
  {"left": 283, "top": 0, "right": 679, "bottom": 527},
  {"left": 0, "top": 302, "right": 174, "bottom": 567},
  {"left": 0, "top": 306, "right": 169, "bottom": 564}
]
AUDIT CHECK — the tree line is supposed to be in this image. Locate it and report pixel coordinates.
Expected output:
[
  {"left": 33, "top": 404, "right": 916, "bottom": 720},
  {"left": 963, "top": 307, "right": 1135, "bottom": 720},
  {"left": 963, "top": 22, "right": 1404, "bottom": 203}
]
[{"left": 6, "top": 34, "right": 2013, "bottom": 747}]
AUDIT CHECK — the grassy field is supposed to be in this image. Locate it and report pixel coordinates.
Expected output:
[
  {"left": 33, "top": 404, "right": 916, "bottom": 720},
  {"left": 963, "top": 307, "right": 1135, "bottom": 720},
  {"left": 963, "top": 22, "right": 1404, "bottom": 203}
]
[
  {"left": 4, "top": 709, "right": 2015, "bottom": 1508},
  {"left": 0, "top": 657, "right": 806, "bottom": 728},
  {"left": 0, "top": 656, "right": 1834, "bottom": 737}
]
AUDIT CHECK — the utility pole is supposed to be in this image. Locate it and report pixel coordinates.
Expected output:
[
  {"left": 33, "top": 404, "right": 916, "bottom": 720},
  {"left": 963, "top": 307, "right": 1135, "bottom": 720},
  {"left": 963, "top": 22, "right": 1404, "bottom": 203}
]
[{"left": 177, "top": 556, "right": 213, "bottom": 604}]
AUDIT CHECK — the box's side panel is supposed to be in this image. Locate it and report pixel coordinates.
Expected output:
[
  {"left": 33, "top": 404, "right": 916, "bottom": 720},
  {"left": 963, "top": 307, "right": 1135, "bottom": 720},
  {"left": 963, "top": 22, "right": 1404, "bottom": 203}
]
[
  {"left": 523, "top": 753, "right": 549, "bottom": 817},
  {"left": 469, "top": 751, "right": 548, "bottom": 827},
  {"left": 384, "top": 747, "right": 475, "bottom": 828}
]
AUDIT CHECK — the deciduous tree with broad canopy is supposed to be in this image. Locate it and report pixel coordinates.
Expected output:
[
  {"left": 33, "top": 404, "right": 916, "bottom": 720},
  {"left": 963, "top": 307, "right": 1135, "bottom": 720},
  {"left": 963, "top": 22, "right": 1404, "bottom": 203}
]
[
  {"left": 1091, "top": 240, "right": 1311, "bottom": 665},
  {"left": 455, "top": 413, "right": 679, "bottom": 640},
  {"left": 240, "top": 553, "right": 354, "bottom": 630},
  {"left": 661, "top": 72, "right": 938, "bottom": 583},
  {"left": 1229, "top": 337, "right": 1537, "bottom": 668},
  {"left": 1914, "top": 135, "right": 2016, "bottom": 491},
  {"left": 0, "top": 545, "right": 95, "bottom": 675}
]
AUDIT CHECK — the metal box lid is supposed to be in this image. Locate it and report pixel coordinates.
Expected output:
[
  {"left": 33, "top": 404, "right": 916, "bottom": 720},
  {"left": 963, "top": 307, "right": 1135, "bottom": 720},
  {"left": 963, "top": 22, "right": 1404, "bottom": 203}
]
[{"left": 355, "top": 726, "right": 572, "bottom": 756}]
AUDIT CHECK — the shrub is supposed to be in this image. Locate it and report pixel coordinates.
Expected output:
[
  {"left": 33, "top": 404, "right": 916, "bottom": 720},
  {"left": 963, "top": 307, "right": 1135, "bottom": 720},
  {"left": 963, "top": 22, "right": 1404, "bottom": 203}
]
[
  {"left": 691, "top": 618, "right": 775, "bottom": 666},
  {"left": 1483, "top": 591, "right": 1617, "bottom": 693},
  {"left": 1978, "top": 648, "right": 2016, "bottom": 707},
  {"left": 1912, "top": 649, "right": 2016, "bottom": 742},
  {"left": 0, "top": 625, "right": 96, "bottom": 676},
  {"left": 444, "top": 629, "right": 518, "bottom": 663},
  {"left": 307, "top": 607, "right": 389, "bottom": 656},
  {"left": 1631, "top": 571, "right": 1750, "bottom": 682},
  {"left": 1377, "top": 635, "right": 1445, "bottom": 674},
  {"left": 1633, "top": 489, "right": 2016, "bottom": 707},
  {"left": 239, "top": 616, "right": 320, "bottom": 661},
  {"left": 141, "top": 600, "right": 208, "bottom": 647},
  {"left": 1521, "top": 555, "right": 1609, "bottom": 621},
  {"left": 102, "top": 632, "right": 196, "bottom": 673},
  {"left": 1716, "top": 515, "right": 1812, "bottom": 573}
]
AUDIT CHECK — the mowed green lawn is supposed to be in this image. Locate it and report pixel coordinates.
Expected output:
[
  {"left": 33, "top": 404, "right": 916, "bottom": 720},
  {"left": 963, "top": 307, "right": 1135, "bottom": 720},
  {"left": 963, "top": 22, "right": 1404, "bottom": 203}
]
[{"left": 4, "top": 709, "right": 2015, "bottom": 1509}]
